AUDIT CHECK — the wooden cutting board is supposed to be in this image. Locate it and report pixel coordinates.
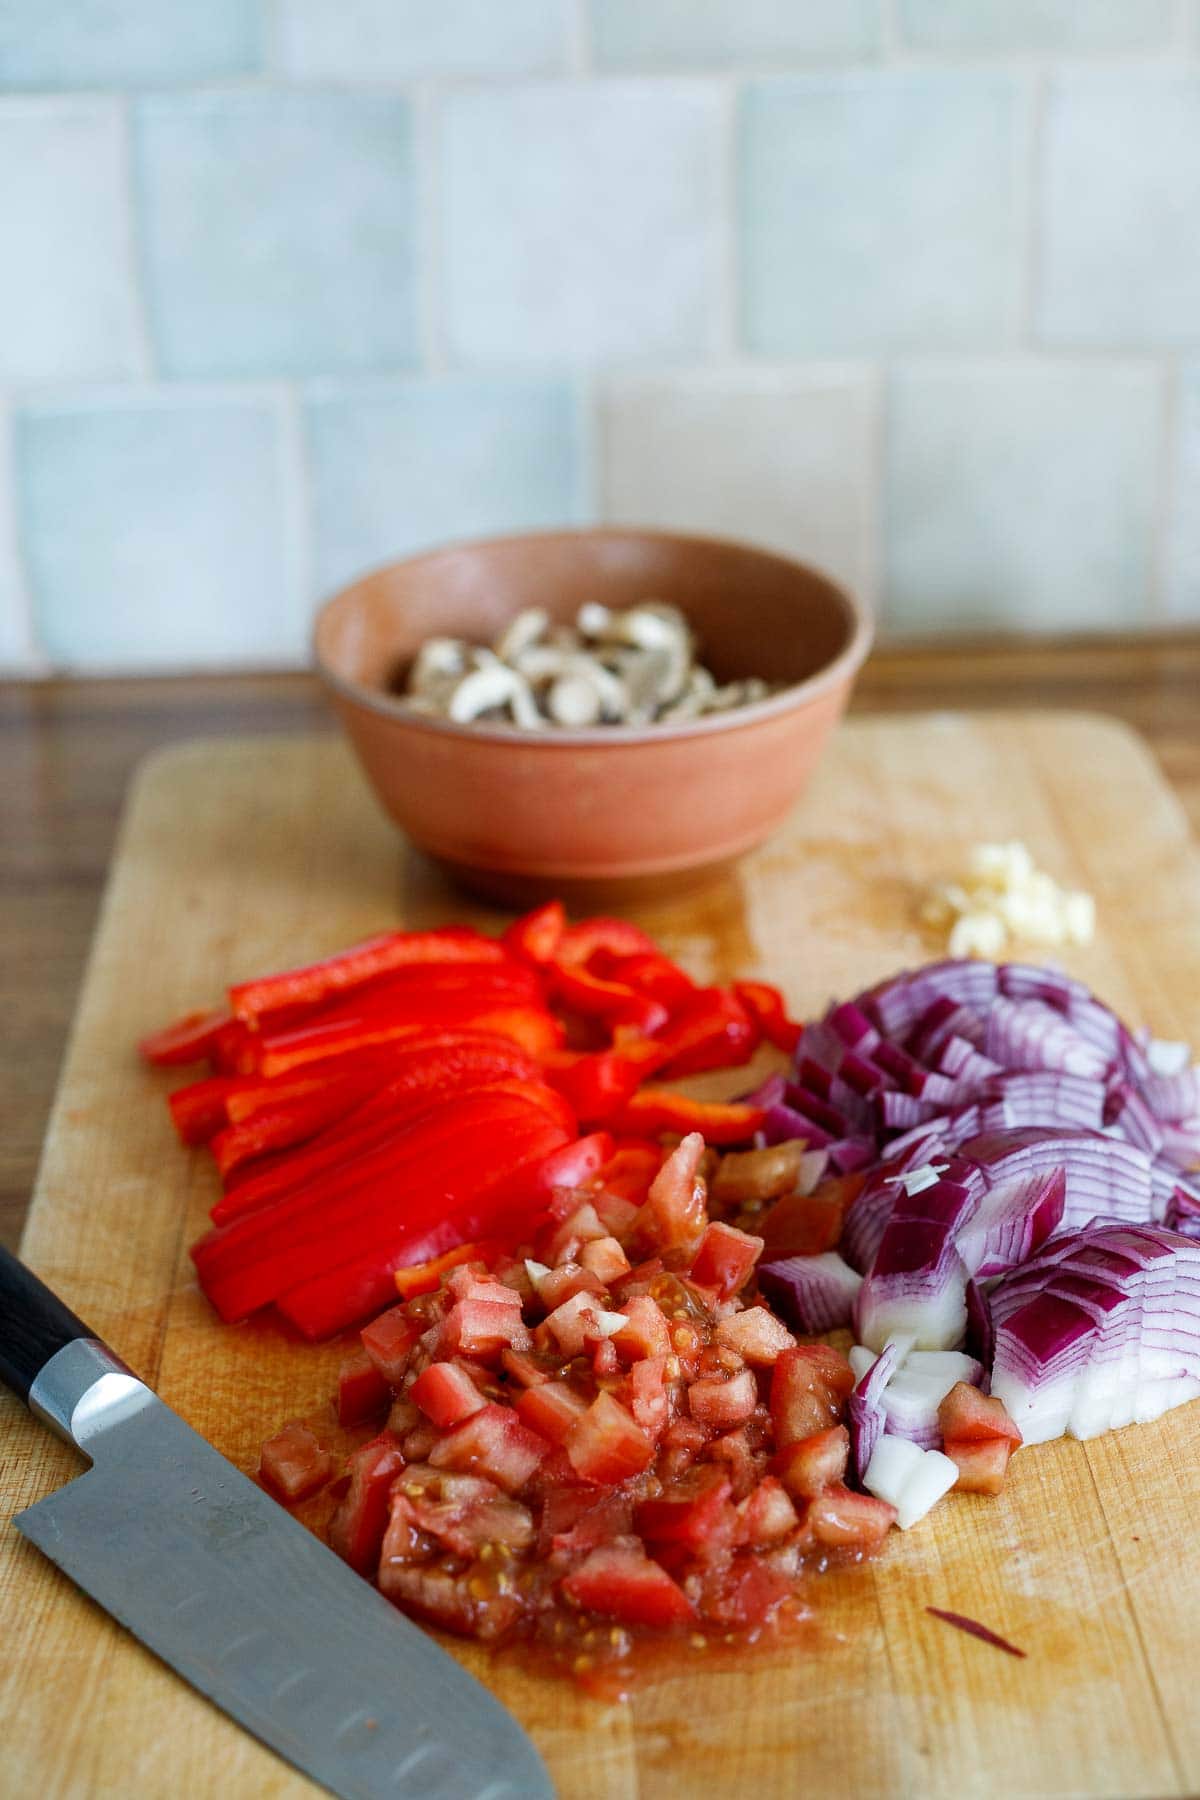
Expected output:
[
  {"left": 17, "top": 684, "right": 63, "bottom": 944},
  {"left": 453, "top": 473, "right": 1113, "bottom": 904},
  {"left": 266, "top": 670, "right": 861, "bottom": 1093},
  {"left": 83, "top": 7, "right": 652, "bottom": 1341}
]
[{"left": 4, "top": 712, "right": 1200, "bottom": 1800}]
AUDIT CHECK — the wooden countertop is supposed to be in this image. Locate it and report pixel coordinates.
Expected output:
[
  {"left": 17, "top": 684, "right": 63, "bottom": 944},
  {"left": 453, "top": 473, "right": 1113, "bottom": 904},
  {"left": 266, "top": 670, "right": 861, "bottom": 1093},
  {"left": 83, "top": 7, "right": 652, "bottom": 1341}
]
[{"left": 4, "top": 631, "right": 1199, "bottom": 1256}]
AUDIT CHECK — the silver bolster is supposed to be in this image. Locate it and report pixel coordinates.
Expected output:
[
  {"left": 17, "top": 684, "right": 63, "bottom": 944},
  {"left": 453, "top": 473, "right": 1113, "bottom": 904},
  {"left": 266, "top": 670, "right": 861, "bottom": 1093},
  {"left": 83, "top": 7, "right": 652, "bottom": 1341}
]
[{"left": 28, "top": 1339, "right": 152, "bottom": 1451}]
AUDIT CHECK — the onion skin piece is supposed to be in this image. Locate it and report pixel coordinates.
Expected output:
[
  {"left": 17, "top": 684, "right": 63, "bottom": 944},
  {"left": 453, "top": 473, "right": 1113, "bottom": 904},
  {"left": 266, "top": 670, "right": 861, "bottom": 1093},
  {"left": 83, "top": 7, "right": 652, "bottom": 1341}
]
[{"left": 926, "top": 1608, "right": 1026, "bottom": 1659}]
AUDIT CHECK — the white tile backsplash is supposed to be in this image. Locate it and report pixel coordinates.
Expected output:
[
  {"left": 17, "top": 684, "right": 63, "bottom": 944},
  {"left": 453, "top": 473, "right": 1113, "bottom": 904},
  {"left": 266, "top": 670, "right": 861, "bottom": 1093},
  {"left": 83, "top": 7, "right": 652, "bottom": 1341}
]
[
  {"left": 885, "top": 362, "right": 1162, "bottom": 633},
  {"left": 599, "top": 369, "right": 875, "bottom": 597},
  {"left": 1, "top": 17, "right": 1199, "bottom": 669},
  {"left": 739, "top": 73, "right": 1027, "bottom": 354},
  {"left": 441, "top": 82, "right": 724, "bottom": 364},
  {"left": 1039, "top": 73, "right": 1200, "bottom": 348},
  {"left": 276, "top": 0, "right": 572, "bottom": 80},
  {"left": 0, "top": 99, "right": 144, "bottom": 384}
]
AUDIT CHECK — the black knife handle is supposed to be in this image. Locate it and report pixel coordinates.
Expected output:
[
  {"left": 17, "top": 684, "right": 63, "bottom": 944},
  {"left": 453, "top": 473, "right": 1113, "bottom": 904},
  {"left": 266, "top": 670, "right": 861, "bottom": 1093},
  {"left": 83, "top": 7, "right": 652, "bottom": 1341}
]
[{"left": 0, "top": 1246, "right": 93, "bottom": 1404}]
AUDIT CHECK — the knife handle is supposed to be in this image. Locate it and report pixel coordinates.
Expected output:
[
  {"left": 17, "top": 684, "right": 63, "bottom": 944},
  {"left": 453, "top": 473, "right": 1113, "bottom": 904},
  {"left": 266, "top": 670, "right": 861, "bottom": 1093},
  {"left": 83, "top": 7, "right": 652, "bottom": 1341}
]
[{"left": 0, "top": 1246, "right": 93, "bottom": 1405}]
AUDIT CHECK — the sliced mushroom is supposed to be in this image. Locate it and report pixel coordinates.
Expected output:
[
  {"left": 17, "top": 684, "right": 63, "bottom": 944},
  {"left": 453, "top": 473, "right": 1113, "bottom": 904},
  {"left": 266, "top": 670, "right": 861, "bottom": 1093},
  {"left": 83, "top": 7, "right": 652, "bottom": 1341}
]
[
  {"left": 409, "top": 636, "right": 469, "bottom": 696},
  {"left": 546, "top": 672, "right": 604, "bottom": 727},
  {"left": 576, "top": 601, "right": 612, "bottom": 639},
  {"left": 447, "top": 664, "right": 524, "bottom": 723},
  {"left": 493, "top": 608, "right": 549, "bottom": 663}
]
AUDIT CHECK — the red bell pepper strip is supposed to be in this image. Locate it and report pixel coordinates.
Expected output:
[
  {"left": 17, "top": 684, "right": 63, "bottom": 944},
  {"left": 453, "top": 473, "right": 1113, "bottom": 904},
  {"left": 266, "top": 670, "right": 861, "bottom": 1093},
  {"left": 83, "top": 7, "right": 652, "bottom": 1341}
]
[
  {"left": 649, "top": 986, "right": 760, "bottom": 1078},
  {"left": 210, "top": 1071, "right": 569, "bottom": 1226},
  {"left": 220, "top": 1111, "right": 571, "bottom": 1330},
  {"left": 502, "top": 900, "right": 566, "bottom": 967},
  {"left": 733, "top": 980, "right": 803, "bottom": 1055},
  {"left": 393, "top": 1240, "right": 501, "bottom": 1301},
  {"left": 542, "top": 1039, "right": 667, "bottom": 1122},
  {"left": 612, "top": 1088, "right": 766, "bottom": 1146},
  {"left": 139, "top": 1007, "right": 232, "bottom": 1068},
  {"left": 167, "top": 1075, "right": 244, "bottom": 1144},
  {"left": 600, "top": 951, "right": 695, "bottom": 1011},
  {"left": 555, "top": 918, "right": 660, "bottom": 966},
  {"left": 227, "top": 925, "right": 509, "bottom": 1023},
  {"left": 193, "top": 1084, "right": 576, "bottom": 1294},
  {"left": 595, "top": 1143, "right": 664, "bottom": 1203},
  {"left": 211, "top": 1035, "right": 540, "bottom": 1180},
  {"left": 548, "top": 961, "right": 669, "bottom": 1036},
  {"left": 249, "top": 999, "right": 561, "bottom": 1077}
]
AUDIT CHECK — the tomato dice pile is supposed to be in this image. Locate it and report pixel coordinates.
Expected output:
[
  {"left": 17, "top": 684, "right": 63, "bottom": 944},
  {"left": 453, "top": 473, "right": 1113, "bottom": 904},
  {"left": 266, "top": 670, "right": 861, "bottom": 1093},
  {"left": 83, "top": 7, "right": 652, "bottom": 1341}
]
[
  {"left": 139, "top": 905, "right": 797, "bottom": 1340},
  {"left": 256, "top": 1133, "right": 896, "bottom": 1682}
]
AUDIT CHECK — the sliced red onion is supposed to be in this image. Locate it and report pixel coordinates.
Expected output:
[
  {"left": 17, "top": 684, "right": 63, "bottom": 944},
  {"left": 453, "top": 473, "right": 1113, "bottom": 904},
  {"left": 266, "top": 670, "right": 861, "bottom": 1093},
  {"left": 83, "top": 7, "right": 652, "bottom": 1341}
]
[
  {"left": 985, "top": 998, "right": 1111, "bottom": 1082},
  {"left": 854, "top": 1166, "right": 979, "bottom": 1351},
  {"left": 847, "top": 1338, "right": 904, "bottom": 1484},
  {"left": 965, "top": 1277, "right": 995, "bottom": 1373},
  {"left": 989, "top": 1221, "right": 1200, "bottom": 1444},
  {"left": 999, "top": 963, "right": 1090, "bottom": 1010},
  {"left": 758, "top": 1251, "right": 862, "bottom": 1334},
  {"left": 868, "top": 961, "right": 999, "bottom": 1042}
]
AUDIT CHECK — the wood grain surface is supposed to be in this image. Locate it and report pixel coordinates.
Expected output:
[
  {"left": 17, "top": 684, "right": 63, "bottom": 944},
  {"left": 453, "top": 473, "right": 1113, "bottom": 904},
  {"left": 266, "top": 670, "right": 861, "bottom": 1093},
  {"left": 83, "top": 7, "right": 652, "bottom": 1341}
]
[{"left": 3, "top": 711, "right": 1200, "bottom": 1799}]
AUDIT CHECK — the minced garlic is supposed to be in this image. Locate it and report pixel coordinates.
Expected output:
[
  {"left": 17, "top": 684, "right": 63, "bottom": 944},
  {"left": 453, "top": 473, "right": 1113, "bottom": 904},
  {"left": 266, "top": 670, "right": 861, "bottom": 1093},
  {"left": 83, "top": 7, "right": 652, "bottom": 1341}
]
[{"left": 921, "top": 840, "right": 1095, "bottom": 958}]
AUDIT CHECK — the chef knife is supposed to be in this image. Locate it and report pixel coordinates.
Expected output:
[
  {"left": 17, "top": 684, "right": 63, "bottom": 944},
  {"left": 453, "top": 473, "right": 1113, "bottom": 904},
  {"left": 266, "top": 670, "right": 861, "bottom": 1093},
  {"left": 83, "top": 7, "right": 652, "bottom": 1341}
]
[{"left": 0, "top": 1247, "right": 555, "bottom": 1800}]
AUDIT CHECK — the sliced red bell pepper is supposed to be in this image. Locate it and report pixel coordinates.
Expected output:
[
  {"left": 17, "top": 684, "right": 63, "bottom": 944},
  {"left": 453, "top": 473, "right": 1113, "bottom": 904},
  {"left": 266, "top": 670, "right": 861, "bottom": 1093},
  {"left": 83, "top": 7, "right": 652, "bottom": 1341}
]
[
  {"left": 193, "top": 1088, "right": 574, "bottom": 1306},
  {"left": 648, "top": 986, "right": 759, "bottom": 1078},
  {"left": 733, "top": 980, "right": 803, "bottom": 1055},
  {"left": 210, "top": 1072, "right": 570, "bottom": 1226},
  {"left": 211, "top": 1034, "right": 540, "bottom": 1181},
  {"left": 501, "top": 900, "right": 566, "bottom": 967},
  {"left": 555, "top": 918, "right": 661, "bottom": 967},
  {"left": 595, "top": 1143, "right": 664, "bottom": 1203},
  {"left": 393, "top": 1240, "right": 500, "bottom": 1300},
  {"left": 271, "top": 1129, "right": 569, "bottom": 1338},
  {"left": 541, "top": 1039, "right": 666, "bottom": 1122},
  {"left": 249, "top": 998, "right": 561, "bottom": 1077},
  {"left": 167, "top": 1075, "right": 244, "bottom": 1144},
  {"left": 227, "top": 925, "right": 509, "bottom": 1023},
  {"left": 139, "top": 1007, "right": 232, "bottom": 1068},
  {"left": 612, "top": 1088, "right": 766, "bottom": 1146},
  {"left": 596, "top": 950, "right": 695, "bottom": 1011},
  {"left": 548, "top": 960, "right": 669, "bottom": 1036}
]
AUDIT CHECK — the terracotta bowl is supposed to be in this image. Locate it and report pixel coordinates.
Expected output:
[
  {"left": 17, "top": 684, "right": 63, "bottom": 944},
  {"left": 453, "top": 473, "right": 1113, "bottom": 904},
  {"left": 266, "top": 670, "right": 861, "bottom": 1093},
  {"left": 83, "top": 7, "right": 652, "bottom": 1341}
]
[{"left": 312, "top": 528, "right": 873, "bottom": 906}]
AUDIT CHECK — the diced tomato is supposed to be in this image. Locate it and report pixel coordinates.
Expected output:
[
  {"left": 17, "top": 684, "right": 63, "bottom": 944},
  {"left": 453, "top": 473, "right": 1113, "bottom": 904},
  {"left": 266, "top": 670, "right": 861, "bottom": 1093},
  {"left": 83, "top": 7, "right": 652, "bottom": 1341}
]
[
  {"left": 337, "top": 1349, "right": 391, "bottom": 1426},
  {"left": 705, "top": 1423, "right": 767, "bottom": 1500},
  {"left": 359, "top": 1305, "right": 423, "bottom": 1384},
  {"left": 591, "top": 1336, "right": 620, "bottom": 1381},
  {"left": 532, "top": 1132, "right": 615, "bottom": 1198},
  {"left": 560, "top": 1540, "right": 694, "bottom": 1628},
  {"left": 713, "top": 1306, "right": 796, "bottom": 1366},
  {"left": 770, "top": 1344, "right": 855, "bottom": 1448},
  {"left": 533, "top": 1263, "right": 606, "bottom": 1312},
  {"left": 596, "top": 1145, "right": 663, "bottom": 1206},
  {"left": 613, "top": 1294, "right": 672, "bottom": 1362},
  {"left": 758, "top": 1173, "right": 867, "bottom": 1261},
  {"left": 543, "top": 1487, "right": 632, "bottom": 1557},
  {"left": 772, "top": 1425, "right": 850, "bottom": 1501},
  {"left": 543, "top": 1291, "right": 608, "bottom": 1358},
  {"left": 409, "top": 1361, "right": 487, "bottom": 1429},
  {"left": 410, "top": 1491, "right": 535, "bottom": 1560},
  {"left": 579, "top": 1235, "right": 631, "bottom": 1285},
  {"left": 592, "top": 1190, "right": 642, "bottom": 1237},
  {"left": 515, "top": 1380, "right": 590, "bottom": 1446},
  {"left": 564, "top": 1391, "right": 654, "bottom": 1485},
  {"left": 387, "top": 1394, "right": 420, "bottom": 1436},
  {"left": 259, "top": 1420, "right": 333, "bottom": 1503},
  {"left": 937, "top": 1382, "right": 1023, "bottom": 1447},
  {"left": 379, "top": 1558, "right": 522, "bottom": 1643},
  {"left": 329, "top": 1435, "right": 407, "bottom": 1575},
  {"left": 635, "top": 1469, "right": 734, "bottom": 1552},
  {"left": 627, "top": 1354, "right": 671, "bottom": 1440},
  {"left": 736, "top": 1475, "right": 799, "bottom": 1547},
  {"left": 702, "top": 1555, "right": 794, "bottom": 1632},
  {"left": 638, "top": 1131, "right": 708, "bottom": 1256},
  {"left": 688, "top": 1368, "right": 759, "bottom": 1430},
  {"left": 806, "top": 1483, "right": 896, "bottom": 1552},
  {"left": 442, "top": 1296, "right": 532, "bottom": 1359},
  {"left": 500, "top": 1348, "right": 552, "bottom": 1388},
  {"left": 542, "top": 1201, "right": 609, "bottom": 1267},
  {"left": 945, "top": 1437, "right": 1013, "bottom": 1494},
  {"left": 688, "top": 1221, "right": 764, "bottom": 1300},
  {"left": 428, "top": 1403, "right": 549, "bottom": 1494}
]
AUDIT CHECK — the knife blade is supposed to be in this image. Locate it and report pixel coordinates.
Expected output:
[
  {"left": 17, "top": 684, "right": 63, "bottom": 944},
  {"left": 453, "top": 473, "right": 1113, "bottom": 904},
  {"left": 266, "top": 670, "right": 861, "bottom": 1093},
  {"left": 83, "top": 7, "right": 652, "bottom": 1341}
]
[{"left": 1, "top": 1247, "right": 554, "bottom": 1800}]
